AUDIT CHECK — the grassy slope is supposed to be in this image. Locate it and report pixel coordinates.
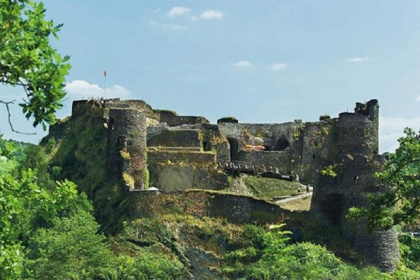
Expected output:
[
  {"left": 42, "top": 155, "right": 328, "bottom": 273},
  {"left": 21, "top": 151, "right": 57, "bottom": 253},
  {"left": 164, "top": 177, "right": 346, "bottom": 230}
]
[{"left": 225, "top": 174, "right": 305, "bottom": 200}]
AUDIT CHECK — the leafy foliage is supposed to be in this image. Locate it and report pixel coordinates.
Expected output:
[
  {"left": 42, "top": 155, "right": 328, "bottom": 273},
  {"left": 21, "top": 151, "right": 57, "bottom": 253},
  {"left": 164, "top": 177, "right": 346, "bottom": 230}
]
[
  {"left": 349, "top": 128, "right": 420, "bottom": 231},
  {"left": 398, "top": 234, "right": 420, "bottom": 271},
  {"left": 0, "top": 170, "right": 93, "bottom": 278},
  {"left": 0, "top": 0, "right": 70, "bottom": 128},
  {"left": 24, "top": 210, "right": 115, "bottom": 280},
  {"left": 0, "top": 135, "right": 92, "bottom": 279},
  {"left": 223, "top": 224, "right": 389, "bottom": 280},
  {"left": 0, "top": 136, "right": 28, "bottom": 176},
  {"left": 113, "top": 252, "right": 188, "bottom": 280}
]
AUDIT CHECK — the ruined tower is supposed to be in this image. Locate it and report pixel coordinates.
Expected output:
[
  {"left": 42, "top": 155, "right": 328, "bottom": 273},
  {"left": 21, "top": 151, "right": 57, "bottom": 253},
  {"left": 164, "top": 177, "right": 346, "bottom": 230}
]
[
  {"left": 105, "top": 108, "right": 148, "bottom": 190},
  {"left": 311, "top": 99, "right": 399, "bottom": 272}
]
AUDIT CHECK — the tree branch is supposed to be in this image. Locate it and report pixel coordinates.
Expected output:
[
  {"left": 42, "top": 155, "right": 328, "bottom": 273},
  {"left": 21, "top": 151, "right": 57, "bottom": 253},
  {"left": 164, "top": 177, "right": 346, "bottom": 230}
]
[{"left": 0, "top": 100, "right": 36, "bottom": 135}]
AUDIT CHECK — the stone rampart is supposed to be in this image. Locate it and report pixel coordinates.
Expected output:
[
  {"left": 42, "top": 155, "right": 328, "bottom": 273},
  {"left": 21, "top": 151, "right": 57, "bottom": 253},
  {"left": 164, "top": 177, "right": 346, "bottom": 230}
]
[
  {"left": 147, "top": 150, "right": 215, "bottom": 166},
  {"left": 157, "top": 110, "right": 210, "bottom": 126},
  {"left": 129, "top": 190, "right": 290, "bottom": 224},
  {"left": 147, "top": 150, "right": 225, "bottom": 191},
  {"left": 237, "top": 151, "right": 291, "bottom": 174},
  {"left": 147, "top": 129, "right": 202, "bottom": 149}
]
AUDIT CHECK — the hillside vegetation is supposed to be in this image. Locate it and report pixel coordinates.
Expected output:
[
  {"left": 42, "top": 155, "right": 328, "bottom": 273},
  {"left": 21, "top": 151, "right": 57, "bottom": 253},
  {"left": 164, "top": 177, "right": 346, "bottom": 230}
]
[{"left": 1, "top": 133, "right": 420, "bottom": 278}]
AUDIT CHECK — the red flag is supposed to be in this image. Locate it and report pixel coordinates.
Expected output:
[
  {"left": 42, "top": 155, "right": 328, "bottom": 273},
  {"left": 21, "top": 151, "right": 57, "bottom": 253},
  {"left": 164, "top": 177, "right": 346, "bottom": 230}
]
[{"left": 104, "top": 70, "right": 107, "bottom": 77}]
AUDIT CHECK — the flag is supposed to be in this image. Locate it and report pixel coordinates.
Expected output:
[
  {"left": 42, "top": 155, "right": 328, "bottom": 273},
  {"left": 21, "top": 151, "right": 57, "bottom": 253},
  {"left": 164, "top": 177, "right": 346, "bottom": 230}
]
[{"left": 104, "top": 70, "right": 107, "bottom": 77}]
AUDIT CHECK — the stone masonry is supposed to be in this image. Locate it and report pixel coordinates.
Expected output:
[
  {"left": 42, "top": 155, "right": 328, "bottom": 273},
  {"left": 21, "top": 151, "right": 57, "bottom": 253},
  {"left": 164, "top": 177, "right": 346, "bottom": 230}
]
[{"left": 69, "top": 98, "right": 398, "bottom": 272}]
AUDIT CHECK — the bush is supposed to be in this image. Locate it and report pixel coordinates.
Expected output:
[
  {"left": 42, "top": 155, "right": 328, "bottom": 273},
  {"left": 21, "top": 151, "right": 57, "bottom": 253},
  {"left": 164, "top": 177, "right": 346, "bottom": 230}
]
[
  {"left": 223, "top": 224, "right": 390, "bottom": 280},
  {"left": 114, "top": 253, "right": 188, "bottom": 280},
  {"left": 399, "top": 234, "right": 420, "bottom": 271},
  {"left": 24, "top": 210, "right": 115, "bottom": 279}
]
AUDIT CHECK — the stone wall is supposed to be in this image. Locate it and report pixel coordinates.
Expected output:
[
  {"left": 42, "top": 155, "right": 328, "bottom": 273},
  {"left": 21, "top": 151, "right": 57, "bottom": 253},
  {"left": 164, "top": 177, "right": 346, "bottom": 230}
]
[
  {"left": 147, "top": 150, "right": 227, "bottom": 191},
  {"left": 147, "top": 150, "right": 216, "bottom": 165},
  {"left": 237, "top": 151, "right": 291, "bottom": 174},
  {"left": 129, "top": 190, "right": 291, "bottom": 224},
  {"left": 201, "top": 124, "right": 230, "bottom": 162},
  {"left": 156, "top": 110, "right": 210, "bottom": 126},
  {"left": 217, "top": 122, "right": 302, "bottom": 151},
  {"left": 298, "top": 120, "right": 338, "bottom": 182},
  {"left": 148, "top": 129, "right": 202, "bottom": 149}
]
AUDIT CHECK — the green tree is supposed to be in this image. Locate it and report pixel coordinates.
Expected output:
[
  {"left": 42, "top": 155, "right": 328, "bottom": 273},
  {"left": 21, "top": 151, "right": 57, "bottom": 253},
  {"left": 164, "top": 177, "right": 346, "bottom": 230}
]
[
  {"left": 223, "top": 225, "right": 388, "bottom": 280},
  {"left": 349, "top": 128, "right": 420, "bottom": 231},
  {"left": 0, "top": 137, "right": 93, "bottom": 279},
  {"left": 0, "top": 170, "right": 92, "bottom": 279},
  {"left": 0, "top": 0, "right": 70, "bottom": 129},
  {"left": 398, "top": 234, "right": 420, "bottom": 271},
  {"left": 24, "top": 210, "right": 115, "bottom": 280}
]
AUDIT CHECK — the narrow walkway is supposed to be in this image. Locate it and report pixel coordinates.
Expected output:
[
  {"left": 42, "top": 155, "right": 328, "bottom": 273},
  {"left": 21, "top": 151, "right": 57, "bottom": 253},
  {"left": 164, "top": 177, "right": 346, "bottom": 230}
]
[
  {"left": 275, "top": 192, "right": 312, "bottom": 204},
  {"left": 274, "top": 192, "right": 313, "bottom": 211},
  {"left": 218, "top": 160, "right": 293, "bottom": 180}
]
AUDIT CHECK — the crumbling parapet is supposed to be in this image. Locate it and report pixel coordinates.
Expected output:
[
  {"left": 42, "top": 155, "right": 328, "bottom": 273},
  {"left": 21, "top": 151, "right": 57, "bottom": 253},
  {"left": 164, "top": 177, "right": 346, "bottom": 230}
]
[{"left": 105, "top": 108, "right": 148, "bottom": 190}]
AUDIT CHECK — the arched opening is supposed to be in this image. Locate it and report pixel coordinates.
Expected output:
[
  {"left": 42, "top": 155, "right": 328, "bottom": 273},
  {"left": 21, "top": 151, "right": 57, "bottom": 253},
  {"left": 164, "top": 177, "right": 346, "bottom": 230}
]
[
  {"left": 274, "top": 135, "right": 290, "bottom": 151},
  {"left": 117, "top": 136, "right": 126, "bottom": 148},
  {"left": 318, "top": 194, "right": 345, "bottom": 226},
  {"left": 108, "top": 118, "right": 115, "bottom": 130},
  {"left": 227, "top": 138, "right": 239, "bottom": 161},
  {"left": 202, "top": 141, "right": 211, "bottom": 151}
]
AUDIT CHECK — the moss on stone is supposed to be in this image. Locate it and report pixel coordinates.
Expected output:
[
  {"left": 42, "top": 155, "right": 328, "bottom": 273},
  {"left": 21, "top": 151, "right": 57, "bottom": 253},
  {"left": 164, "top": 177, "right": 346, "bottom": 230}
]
[
  {"left": 143, "top": 167, "right": 150, "bottom": 189},
  {"left": 120, "top": 150, "right": 131, "bottom": 160},
  {"left": 123, "top": 172, "right": 135, "bottom": 189},
  {"left": 321, "top": 165, "right": 340, "bottom": 177}
]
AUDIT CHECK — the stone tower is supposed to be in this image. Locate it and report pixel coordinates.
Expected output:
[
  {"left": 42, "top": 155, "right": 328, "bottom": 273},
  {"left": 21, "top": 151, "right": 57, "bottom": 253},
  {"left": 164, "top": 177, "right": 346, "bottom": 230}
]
[
  {"left": 105, "top": 108, "right": 147, "bottom": 190},
  {"left": 311, "top": 99, "right": 399, "bottom": 272}
]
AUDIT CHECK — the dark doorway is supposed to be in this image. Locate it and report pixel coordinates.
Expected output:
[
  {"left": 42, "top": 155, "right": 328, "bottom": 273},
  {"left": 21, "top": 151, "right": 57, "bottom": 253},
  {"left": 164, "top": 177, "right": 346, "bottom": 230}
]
[
  {"left": 319, "top": 194, "right": 345, "bottom": 226},
  {"left": 227, "top": 138, "right": 239, "bottom": 161},
  {"left": 275, "top": 135, "right": 290, "bottom": 151},
  {"left": 203, "top": 141, "right": 211, "bottom": 151}
]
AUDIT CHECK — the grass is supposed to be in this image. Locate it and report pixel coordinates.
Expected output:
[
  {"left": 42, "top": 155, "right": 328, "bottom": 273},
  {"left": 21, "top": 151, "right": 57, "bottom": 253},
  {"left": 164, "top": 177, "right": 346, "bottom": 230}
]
[{"left": 241, "top": 174, "right": 303, "bottom": 200}]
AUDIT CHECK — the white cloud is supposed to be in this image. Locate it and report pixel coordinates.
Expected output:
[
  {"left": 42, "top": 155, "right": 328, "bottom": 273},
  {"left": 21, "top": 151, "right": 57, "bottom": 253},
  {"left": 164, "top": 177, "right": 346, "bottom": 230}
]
[
  {"left": 416, "top": 95, "right": 420, "bottom": 102},
  {"left": 168, "top": 7, "right": 191, "bottom": 17},
  {"left": 379, "top": 116, "right": 420, "bottom": 153},
  {"left": 149, "top": 20, "right": 189, "bottom": 31},
  {"left": 270, "top": 63, "right": 287, "bottom": 71},
  {"left": 199, "top": 9, "right": 223, "bottom": 20},
  {"left": 231, "top": 61, "right": 253, "bottom": 68},
  {"left": 345, "top": 57, "right": 369, "bottom": 63},
  {"left": 65, "top": 80, "right": 130, "bottom": 99}
]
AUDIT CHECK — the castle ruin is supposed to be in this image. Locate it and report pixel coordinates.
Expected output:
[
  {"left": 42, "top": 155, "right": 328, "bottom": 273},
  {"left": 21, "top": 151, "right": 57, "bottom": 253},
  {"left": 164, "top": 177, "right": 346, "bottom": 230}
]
[{"left": 67, "top": 98, "right": 399, "bottom": 271}]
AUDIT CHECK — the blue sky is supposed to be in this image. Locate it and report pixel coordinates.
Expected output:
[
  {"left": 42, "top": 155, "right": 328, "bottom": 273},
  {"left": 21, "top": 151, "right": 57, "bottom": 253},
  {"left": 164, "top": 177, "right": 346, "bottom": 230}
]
[{"left": 1, "top": 0, "right": 420, "bottom": 152}]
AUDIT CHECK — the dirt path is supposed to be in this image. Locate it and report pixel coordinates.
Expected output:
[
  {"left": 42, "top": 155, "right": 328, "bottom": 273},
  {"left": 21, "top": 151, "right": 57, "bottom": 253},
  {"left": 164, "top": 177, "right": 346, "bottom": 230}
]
[{"left": 275, "top": 192, "right": 312, "bottom": 211}]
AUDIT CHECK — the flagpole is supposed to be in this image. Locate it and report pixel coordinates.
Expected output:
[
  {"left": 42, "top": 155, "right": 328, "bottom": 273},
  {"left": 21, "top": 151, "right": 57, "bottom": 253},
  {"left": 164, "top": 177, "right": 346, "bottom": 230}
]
[{"left": 104, "top": 70, "right": 107, "bottom": 99}]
